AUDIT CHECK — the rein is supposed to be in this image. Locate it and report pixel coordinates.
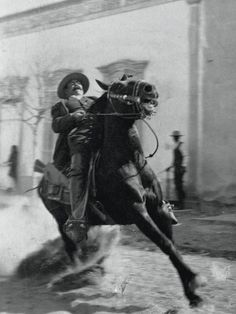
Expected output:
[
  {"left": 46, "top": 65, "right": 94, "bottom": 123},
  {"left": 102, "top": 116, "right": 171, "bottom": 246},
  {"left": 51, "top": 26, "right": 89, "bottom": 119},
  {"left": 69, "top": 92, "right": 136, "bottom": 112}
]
[{"left": 141, "top": 119, "right": 159, "bottom": 159}]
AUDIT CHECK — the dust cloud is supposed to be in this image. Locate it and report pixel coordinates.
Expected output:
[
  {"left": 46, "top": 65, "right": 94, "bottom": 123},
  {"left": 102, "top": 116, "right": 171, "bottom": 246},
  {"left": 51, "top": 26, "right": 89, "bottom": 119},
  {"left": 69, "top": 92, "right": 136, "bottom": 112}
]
[
  {"left": 0, "top": 193, "right": 122, "bottom": 280},
  {"left": 0, "top": 194, "right": 58, "bottom": 275}
]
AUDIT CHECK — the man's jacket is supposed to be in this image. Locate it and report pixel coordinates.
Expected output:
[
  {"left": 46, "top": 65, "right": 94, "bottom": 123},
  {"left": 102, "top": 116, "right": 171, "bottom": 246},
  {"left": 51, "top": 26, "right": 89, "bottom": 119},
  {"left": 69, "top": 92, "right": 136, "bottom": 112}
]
[{"left": 51, "top": 97, "right": 95, "bottom": 170}]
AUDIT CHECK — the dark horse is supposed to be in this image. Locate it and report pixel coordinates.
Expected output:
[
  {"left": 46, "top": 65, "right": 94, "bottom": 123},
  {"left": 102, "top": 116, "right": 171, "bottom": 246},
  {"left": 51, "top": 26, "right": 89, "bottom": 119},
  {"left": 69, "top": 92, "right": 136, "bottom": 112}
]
[{"left": 38, "top": 76, "right": 205, "bottom": 307}]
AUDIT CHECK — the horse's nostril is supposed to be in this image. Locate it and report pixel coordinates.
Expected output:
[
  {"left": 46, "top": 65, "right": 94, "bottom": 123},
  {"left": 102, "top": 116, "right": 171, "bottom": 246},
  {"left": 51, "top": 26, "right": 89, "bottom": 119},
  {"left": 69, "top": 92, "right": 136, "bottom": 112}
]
[{"left": 144, "top": 85, "right": 153, "bottom": 93}]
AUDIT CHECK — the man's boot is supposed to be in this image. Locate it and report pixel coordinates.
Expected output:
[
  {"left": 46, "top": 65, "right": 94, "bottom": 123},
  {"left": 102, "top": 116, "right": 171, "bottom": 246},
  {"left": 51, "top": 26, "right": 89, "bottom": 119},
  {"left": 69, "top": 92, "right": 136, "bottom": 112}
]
[{"left": 64, "top": 152, "right": 90, "bottom": 243}]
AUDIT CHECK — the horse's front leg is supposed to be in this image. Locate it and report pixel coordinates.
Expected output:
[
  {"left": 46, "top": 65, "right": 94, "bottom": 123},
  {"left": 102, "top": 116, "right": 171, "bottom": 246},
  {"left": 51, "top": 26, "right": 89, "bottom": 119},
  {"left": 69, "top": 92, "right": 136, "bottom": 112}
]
[
  {"left": 141, "top": 166, "right": 175, "bottom": 240},
  {"left": 130, "top": 201, "right": 205, "bottom": 307}
]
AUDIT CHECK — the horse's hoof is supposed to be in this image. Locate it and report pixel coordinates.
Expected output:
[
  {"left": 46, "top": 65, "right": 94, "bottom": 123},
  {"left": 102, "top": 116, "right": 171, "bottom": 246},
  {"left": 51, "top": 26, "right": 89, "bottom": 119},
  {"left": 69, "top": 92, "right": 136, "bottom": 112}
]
[
  {"left": 189, "top": 295, "right": 203, "bottom": 308},
  {"left": 190, "top": 274, "right": 207, "bottom": 290},
  {"left": 187, "top": 275, "right": 206, "bottom": 308}
]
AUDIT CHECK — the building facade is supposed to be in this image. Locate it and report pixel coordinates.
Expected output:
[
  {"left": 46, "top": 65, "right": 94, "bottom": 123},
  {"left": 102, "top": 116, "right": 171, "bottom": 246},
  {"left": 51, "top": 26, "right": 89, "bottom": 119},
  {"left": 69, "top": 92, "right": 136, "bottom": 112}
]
[{"left": 0, "top": 0, "right": 235, "bottom": 206}]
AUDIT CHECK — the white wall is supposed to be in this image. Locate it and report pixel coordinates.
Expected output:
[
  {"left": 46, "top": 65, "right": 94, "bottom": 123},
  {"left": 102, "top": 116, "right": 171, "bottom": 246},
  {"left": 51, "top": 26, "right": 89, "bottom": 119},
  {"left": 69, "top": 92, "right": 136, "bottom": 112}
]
[
  {"left": 198, "top": 0, "right": 236, "bottom": 204},
  {"left": 0, "top": 1, "right": 190, "bottom": 192}
]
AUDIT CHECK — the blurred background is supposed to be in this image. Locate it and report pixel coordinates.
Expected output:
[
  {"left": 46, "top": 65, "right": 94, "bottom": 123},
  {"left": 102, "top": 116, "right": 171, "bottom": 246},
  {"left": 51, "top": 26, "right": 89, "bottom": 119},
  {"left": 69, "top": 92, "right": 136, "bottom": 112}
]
[{"left": 0, "top": 0, "right": 235, "bottom": 209}]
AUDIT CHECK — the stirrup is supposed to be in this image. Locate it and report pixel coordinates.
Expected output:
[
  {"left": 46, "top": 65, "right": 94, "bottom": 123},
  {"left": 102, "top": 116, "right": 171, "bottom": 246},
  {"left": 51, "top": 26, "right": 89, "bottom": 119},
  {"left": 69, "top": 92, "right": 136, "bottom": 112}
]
[{"left": 64, "top": 218, "right": 88, "bottom": 243}]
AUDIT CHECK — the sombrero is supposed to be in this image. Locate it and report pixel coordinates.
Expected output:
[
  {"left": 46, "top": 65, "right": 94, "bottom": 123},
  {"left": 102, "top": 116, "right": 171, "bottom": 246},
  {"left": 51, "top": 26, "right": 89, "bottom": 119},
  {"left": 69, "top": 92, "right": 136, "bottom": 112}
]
[
  {"left": 57, "top": 72, "right": 89, "bottom": 99},
  {"left": 170, "top": 130, "right": 183, "bottom": 137}
]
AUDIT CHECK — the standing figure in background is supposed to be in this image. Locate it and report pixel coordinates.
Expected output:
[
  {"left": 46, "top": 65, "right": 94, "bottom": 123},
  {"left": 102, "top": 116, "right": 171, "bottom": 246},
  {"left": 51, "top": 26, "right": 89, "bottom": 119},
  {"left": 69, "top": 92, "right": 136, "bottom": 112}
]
[
  {"left": 6, "top": 145, "right": 18, "bottom": 192},
  {"left": 166, "top": 130, "right": 186, "bottom": 209}
]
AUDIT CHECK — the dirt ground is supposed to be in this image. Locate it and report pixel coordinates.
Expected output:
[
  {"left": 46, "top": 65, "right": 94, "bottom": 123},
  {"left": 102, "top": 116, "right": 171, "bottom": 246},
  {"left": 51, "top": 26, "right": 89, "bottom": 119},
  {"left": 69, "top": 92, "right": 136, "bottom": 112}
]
[
  {"left": 1, "top": 245, "right": 235, "bottom": 314},
  {"left": 0, "top": 194, "right": 236, "bottom": 314}
]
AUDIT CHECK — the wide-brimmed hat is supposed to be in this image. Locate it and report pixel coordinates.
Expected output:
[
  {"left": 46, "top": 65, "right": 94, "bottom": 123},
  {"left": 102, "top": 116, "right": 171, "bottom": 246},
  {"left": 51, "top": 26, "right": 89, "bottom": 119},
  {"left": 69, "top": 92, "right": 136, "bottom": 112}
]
[
  {"left": 57, "top": 72, "right": 89, "bottom": 99},
  {"left": 170, "top": 130, "right": 183, "bottom": 137}
]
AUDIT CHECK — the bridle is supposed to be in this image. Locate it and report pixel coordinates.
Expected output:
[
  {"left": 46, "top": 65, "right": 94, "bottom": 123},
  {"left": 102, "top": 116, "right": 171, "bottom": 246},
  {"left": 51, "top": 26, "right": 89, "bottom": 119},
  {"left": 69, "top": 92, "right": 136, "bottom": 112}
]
[
  {"left": 106, "top": 80, "right": 145, "bottom": 119},
  {"left": 88, "top": 80, "right": 159, "bottom": 159},
  {"left": 107, "top": 80, "right": 159, "bottom": 160}
]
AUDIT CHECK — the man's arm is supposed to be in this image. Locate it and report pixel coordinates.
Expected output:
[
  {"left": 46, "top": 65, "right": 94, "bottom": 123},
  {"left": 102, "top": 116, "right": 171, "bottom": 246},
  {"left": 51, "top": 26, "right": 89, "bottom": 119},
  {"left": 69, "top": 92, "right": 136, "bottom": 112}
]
[{"left": 51, "top": 102, "right": 84, "bottom": 133}]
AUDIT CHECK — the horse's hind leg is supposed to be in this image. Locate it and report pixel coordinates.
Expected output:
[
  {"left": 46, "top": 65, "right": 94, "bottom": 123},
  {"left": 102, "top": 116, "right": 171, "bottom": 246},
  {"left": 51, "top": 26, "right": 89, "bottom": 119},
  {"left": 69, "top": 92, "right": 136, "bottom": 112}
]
[{"left": 130, "top": 202, "right": 205, "bottom": 307}]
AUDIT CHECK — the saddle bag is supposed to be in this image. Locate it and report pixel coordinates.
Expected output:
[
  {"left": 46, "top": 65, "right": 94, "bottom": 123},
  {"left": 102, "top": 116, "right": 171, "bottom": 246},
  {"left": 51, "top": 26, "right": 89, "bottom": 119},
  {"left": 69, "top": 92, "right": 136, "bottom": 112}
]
[
  {"left": 41, "top": 179, "right": 70, "bottom": 204},
  {"left": 41, "top": 163, "right": 70, "bottom": 205}
]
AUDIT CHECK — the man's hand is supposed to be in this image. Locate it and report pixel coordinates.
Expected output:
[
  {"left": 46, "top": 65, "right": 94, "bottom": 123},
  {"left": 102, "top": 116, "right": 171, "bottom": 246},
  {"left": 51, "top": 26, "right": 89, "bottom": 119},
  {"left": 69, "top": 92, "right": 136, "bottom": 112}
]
[{"left": 71, "top": 110, "right": 86, "bottom": 121}]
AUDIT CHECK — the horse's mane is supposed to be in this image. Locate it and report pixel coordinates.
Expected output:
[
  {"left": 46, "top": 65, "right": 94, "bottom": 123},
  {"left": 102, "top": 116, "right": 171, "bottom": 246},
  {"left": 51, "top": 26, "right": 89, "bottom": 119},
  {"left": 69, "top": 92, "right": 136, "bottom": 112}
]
[{"left": 88, "top": 93, "right": 107, "bottom": 114}]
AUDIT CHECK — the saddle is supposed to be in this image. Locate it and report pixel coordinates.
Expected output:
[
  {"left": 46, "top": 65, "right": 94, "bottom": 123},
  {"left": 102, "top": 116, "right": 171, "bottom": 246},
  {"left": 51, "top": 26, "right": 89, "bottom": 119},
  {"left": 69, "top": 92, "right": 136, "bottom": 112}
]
[{"left": 34, "top": 153, "right": 100, "bottom": 206}]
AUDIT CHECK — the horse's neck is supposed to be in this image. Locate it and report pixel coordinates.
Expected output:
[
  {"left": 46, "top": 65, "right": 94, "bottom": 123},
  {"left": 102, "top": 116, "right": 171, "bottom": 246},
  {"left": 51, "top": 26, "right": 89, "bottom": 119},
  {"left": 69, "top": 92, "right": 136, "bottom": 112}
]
[
  {"left": 93, "top": 95, "right": 143, "bottom": 156},
  {"left": 104, "top": 116, "right": 134, "bottom": 145},
  {"left": 102, "top": 115, "right": 145, "bottom": 167},
  {"left": 88, "top": 93, "right": 107, "bottom": 113}
]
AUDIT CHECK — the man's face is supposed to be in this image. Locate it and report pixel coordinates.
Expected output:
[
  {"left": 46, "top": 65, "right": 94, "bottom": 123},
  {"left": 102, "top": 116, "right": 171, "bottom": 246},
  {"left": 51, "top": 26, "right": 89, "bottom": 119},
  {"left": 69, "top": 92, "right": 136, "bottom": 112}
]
[
  {"left": 64, "top": 80, "right": 84, "bottom": 99},
  {"left": 173, "top": 136, "right": 180, "bottom": 143}
]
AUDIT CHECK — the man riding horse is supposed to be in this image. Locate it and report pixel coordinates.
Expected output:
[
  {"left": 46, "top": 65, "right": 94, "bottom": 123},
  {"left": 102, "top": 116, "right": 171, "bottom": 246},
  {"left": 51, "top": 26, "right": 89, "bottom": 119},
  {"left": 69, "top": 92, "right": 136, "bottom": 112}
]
[
  {"left": 51, "top": 72, "right": 100, "bottom": 243},
  {"left": 51, "top": 72, "right": 176, "bottom": 243}
]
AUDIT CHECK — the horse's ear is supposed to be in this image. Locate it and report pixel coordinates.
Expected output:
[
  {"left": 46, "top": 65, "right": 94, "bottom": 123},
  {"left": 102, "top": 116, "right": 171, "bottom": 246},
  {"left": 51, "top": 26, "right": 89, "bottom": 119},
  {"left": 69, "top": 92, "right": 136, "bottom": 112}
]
[
  {"left": 120, "top": 74, "right": 128, "bottom": 81},
  {"left": 95, "top": 79, "right": 109, "bottom": 91},
  {"left": 120, "top": 74, "right": 133, "bottom": 81}
]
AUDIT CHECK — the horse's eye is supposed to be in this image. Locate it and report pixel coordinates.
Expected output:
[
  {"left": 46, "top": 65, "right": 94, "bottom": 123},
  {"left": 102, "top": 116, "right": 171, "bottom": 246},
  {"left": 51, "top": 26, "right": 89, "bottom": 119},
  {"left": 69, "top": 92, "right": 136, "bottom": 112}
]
[{"left": 150, "top": 100, "right": 158, "bottom": 106}]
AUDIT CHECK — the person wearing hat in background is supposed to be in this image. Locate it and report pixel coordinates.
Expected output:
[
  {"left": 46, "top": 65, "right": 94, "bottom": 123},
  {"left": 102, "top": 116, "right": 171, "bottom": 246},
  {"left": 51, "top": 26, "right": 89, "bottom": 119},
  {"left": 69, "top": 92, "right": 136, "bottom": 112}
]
[
  {"left": 51, "top": 72, "right": 98, "bottom": 242},
  {"left": 166, "top": 130, "right": 186, "bottom": 210}
]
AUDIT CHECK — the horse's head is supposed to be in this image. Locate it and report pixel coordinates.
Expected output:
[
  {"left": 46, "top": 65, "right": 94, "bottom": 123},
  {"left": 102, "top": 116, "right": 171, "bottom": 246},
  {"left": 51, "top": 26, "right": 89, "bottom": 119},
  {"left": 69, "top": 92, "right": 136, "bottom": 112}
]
[{"left": 96, "top": 75, "right": 158, "bottom": 119}]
